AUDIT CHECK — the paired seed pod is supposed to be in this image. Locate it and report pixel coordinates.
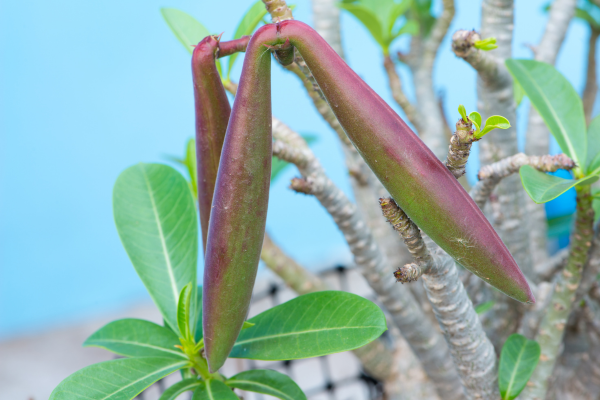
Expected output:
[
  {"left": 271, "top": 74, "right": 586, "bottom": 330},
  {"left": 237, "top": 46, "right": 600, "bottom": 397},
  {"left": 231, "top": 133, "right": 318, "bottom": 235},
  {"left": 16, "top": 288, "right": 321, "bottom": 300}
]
[{"left": 200, "top": 20, "right": 534, "bottom": 372}]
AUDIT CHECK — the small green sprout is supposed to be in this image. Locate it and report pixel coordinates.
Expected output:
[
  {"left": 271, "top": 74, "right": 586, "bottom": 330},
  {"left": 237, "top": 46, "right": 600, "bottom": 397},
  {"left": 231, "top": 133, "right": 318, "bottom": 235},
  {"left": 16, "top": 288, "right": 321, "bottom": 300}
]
[
  {"left": 457, "top": 105, "right": 510, "bottom": 139},
  {"left": 474, "top": 37, "right": 498, "bottom": 51}
]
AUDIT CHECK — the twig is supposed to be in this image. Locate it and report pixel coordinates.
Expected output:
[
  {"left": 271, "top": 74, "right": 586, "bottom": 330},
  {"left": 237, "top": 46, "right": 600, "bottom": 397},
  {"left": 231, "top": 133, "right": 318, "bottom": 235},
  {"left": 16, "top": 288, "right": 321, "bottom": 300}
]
[
  {"left": 271, "top": 118, "right": 464, "bottom": 400},
  {"left": 379, "top": 198, "right": 499, "bottom": 399},
  {"left": 470, "top": 153, "right": 575, "bottom": 210},
  {"left": 445, "top": 117, "right": 476, "bottom": 179},
  {"left": 261, "top": 0, "right": 293, "bottom": 21},
  {"left": 535, "top": 248, "right": 569, "bottom": 282},
  {"left": 520, "top": 187, "right": 596, "bottom": 400}
]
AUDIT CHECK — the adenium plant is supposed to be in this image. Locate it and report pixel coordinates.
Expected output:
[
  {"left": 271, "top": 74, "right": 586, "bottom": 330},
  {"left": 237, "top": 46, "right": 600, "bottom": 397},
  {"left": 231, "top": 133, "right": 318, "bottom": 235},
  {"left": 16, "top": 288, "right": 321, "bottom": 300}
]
[{"left": 48, "top": 0, "right": 600, "bottom": 399}]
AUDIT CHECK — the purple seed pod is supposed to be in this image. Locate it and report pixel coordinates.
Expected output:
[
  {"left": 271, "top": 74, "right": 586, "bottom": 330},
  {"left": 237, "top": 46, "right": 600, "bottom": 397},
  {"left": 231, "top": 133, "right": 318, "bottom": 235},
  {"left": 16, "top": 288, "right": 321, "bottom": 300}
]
[
  {"left": 202, "top": 27, "right": 273, "bottom": 372},
  {"left": 192, "top": 35, "right": 231, "bottom": 251}
]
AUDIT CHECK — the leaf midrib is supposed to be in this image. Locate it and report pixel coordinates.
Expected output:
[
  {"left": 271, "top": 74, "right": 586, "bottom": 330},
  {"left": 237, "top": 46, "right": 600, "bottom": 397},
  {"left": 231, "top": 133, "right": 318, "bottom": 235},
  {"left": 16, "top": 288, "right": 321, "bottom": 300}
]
[
  {"left": 140, "top": 166, "right": 180, "bottom": 317},
  {"left": 227, "top": 379, "right": 293, "bottom": 400},
  {"left": 504, "top": 344, "right": 527, "bottom": 400},
  {"left": 234, "top": 325, "right": 382, "bottom": 346},
  {"left": 98, "top": 361, "right": 187, "bottom": 400},
  {"left": 86, "top": 339, "right": 186, "bottom": 359}
]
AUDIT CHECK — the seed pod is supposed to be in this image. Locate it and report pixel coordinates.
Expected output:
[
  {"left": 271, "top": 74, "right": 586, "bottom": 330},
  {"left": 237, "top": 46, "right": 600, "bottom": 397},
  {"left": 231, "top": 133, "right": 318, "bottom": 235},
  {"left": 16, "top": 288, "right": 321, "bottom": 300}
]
[
  {"left": 259, "top": 20, "right": 533, "bottom": 303},
  {"left": 202, "top": 28, "right": 273, "bottom": 372},
  {"left": 290, "top": 20, "right": 532, "bottom": 302},
  {"left": 192, "top": 35, "right": 231, "bottom": 251}
]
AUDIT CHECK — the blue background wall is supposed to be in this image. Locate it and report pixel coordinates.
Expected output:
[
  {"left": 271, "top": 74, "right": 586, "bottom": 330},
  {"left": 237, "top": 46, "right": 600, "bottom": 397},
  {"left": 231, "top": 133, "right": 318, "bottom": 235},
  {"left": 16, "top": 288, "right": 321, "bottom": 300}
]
[{"left": 0, "top": 0, "right": 593, "bottom": 338}]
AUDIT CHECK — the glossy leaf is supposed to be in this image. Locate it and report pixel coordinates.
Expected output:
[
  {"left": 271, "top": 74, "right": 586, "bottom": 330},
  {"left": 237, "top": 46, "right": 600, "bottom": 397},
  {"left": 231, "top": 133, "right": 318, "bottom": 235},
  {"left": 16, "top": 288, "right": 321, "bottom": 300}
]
[
  {"left": 177, "top": 283, "right": 194, "bottom": 342},
  {"left": 159, "top": 378, "right": 202, "bottom": 400},
  {"left": 337, "top": 4, "right": 384, "bottom": 47},
  {"left": 242, "top": 321, "right": 255, "bottom": 330},
  {"left": 227, "top": 0, "right": 267, "bottom": 78},
  {"left": 390, "top": 20, "right": 419, "bottom": 41},
  {"left": 161, "top": 8, "right": 222, "bottom": 76},
  {"left": 586, "top": 115, "right": 600, "bottom": 175},
  {"left": 458, "top": 104, "right": 468, "bottom": 122},
  {"left": 50, "top": 357, "right": 189, "bottom": 400},
  {"left": 84, "top": 319, "right": 185, "bottom": 359},
  {"left": 230, "top": 291, "right": 386, "bottom": 360},
  {"left": 519, "top": 165, "right": 599, "bottom": 204},
  {"left": 192, "top": 379, "right": 240, "bottom": 400},
  {"left": 226, "top": 369, "right": 306, "bottom": 400},
  {"left": 506, "top": 59, "right": 587, "bottom": 167},
  {"left": 113, "top": 163, "right": 198, "bottom": 334},
  {"left": 575, "top": 7, "right": 600, "bottom": 31},
  {"left": 161, "top": 8, "right": 211, "bottom": 54},
  {"left": 477, "top": 115, "right": 510, "bottom": 138},
  {"left": 469, "top": 111, "right": 482, "bottom": 135},
  {"left": 498, "top": 334, "right": 541, "bottom": 400},
  {"left": 513, "top": 80, "right": 525, "bottom": 106},
  {"left": 388, "top": 0, "right": 413, "bottom": 35},
  {"left": 474, "top": 37, "right": 497, "bottom": 51},
  {"left": 475, "top": 301, "right": 495, "bottom": 315}
]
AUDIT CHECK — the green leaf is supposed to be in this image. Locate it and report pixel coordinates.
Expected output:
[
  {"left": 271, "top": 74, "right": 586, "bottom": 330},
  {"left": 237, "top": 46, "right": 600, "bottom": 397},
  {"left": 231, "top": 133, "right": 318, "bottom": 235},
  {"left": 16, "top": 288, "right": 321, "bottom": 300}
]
[
  {"left": 477, "top": 115, "right": 511, "bottom": 138},
  {"left": 226, "top": 369, "right": 306, "bottom": 400},
  {"left": 469, "top": 111, "right": 482, "bottom": 135},
  {"left": 506, "top": 59, "right": 587, "bottom": 167},
  {"left": 161, "top": 8, "right": 210, "bottom": 54},
  {"left": 113, "top": 163, "right": 198, "bottom": 334},
  {"left": 193, "top": 379, "right": 240, "bottom": 400},
  {"left": 475, "top": 301, "right": 495, "bottom": 315},
  {"left": 498, "top": 334, "right": 541, "bottom": 400},
  {"left": 575, "top": 7, "right": 600, "bottom": 31},
  {"left": 50, "top": 357, "right": 189, "bottom": 400},
  {"left": 458, "top": 104, "right": 468, "bottom": 122},
  {"left": 519, "top": 165, "right": 599, "bottom": 204},
  {"left": 338, "top": 4, "right": 385, "bottom": 49},
  {"left": 230, "top": 291, "right": 387, "bottom": 360},
  {"left": 227, "top": 1, "right": 267, "bottom": 78},
  {"left": 388, "top": 0, "right": 413, "bottom": 36},
  {"left": 513, "top": 80, "right": 525, "bottom": 107},
  {"left": 160, "top": 8, "right": 222, "bottom": 77},
  {"left": 159, "top": 378, "right": 203, "bottom": 400},
  {"left": 586, "top": 114, "right": 600, "bottom": 175},
  {"left": 177, "top": 283, "right": 194, "bottom": 342},
  {"left": 84, "top": 319, "right": 185, "bottom": 359},
  {"left": 390, "top": 19, "right": 419, "bottom": 42},
  {"left": 474, "top": 37, "right": 497, "bottom": 51},
  {"left": 242, "top": 321, "right": 255, "bottom": 330}
]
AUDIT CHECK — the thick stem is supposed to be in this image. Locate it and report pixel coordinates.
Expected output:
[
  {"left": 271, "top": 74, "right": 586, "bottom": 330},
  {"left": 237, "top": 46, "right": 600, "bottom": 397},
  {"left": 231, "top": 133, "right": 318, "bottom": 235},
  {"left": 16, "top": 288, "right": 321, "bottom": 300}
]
[
  {"left": 520, "top": 187, "right": 595, "bottom": 400},
  {"left": 261, "top": 0, "right": 293, "bottom": 21},
  {"left": 536, "top": 0, "right": 578, "bottom": 65},
  {"left": 445, "top": 118, "right": 476, "bottom": 179},
  {"left": 583, "top": 29, "right": 599, "bottom": 125},
  {"left": 380, "top": 199, "right": 499, "bottom": 399},
  {"left": 271, "top": 119, "right": 464, "bottom": 400}
]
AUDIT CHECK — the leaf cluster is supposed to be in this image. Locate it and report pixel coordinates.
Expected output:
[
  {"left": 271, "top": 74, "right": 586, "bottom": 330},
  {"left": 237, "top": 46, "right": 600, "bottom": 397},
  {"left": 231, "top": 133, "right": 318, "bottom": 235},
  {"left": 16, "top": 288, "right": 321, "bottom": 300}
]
[
  {"left": 337, "top": 0, "right": 418, "bottom": 54},
  {"left": 506, "top": 59, "right": 600, "bottom": 204}
]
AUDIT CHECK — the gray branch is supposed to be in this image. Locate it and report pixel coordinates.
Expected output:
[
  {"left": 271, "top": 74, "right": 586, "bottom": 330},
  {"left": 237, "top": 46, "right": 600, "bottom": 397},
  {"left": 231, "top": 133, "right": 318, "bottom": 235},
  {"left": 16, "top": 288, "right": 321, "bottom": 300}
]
[
  {"left": 311, "top": 0, "right": 344, "bottom": 58},
  {"left": 380, "top": 198, "right": 499, "bottom": 399},
  {"left": 271, "top": 118, "right": 464, "bottom": 400}
]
